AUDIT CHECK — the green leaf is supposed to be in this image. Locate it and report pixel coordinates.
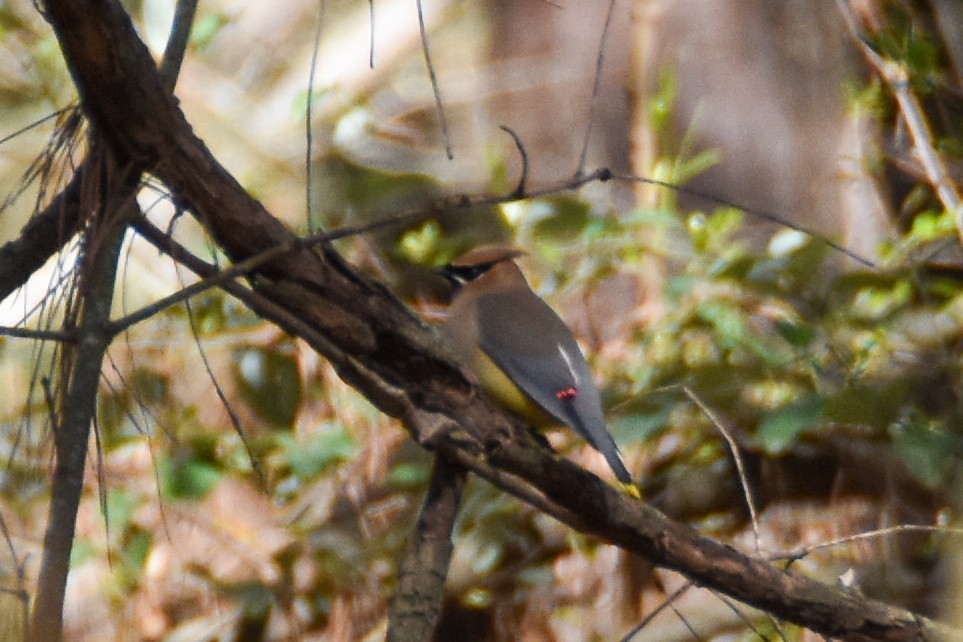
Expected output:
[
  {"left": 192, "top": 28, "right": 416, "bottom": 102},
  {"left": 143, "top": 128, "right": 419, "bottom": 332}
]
[
  {"left": 758, "top": 396, "right": 825, "bottom": 454},
  {"left": 235, "top": 347, "right": 302, "bottom": 428},
  {"left": 105, "top": 489, "right": 141, "bottom": 540},
  {"left": 399, "top": 221, "right": 441, "bottom": 263},
  {"left": 190, "top": 13, "right": 230, "bottom": 49},
  {"left": 531, "top": 197, "right": 591, "bottom": 241},
  {"left": 892, "top": 420, "right": 957, "bottom": 489},
  {"left": 774, "top": 319, "right": 815, "bottom": 347},
  {"left": 909, "top": 209, "right": 955, "bottom": 240},
  {"left": 697, "top": 300, "right": 787, "bottom": 365},
  {"left": 611, "top": 407, "right": 671, "bottom": 444},
  {"left": 280, "top": 425, "right": 356, "bottom": 479},
  {"left": 159, "top": 454, "right": 222, "bottom": 500},
  {"left": 386, "top": 460, "right": 432, "bottom": 489}
]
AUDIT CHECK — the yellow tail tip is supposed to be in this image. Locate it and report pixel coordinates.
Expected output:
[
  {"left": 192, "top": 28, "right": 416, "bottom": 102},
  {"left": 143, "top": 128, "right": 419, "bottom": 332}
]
[{"left": 620, "top": 482, "right": 642, "bottom": 499}]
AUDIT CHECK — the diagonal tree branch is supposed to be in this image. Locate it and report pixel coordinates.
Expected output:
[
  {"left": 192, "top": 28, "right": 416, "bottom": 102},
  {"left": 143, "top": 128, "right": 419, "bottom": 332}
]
[
  {"left": 0, "top": 166, "right": 86, "bottom": 303},
  {"left": 36, "top": 0, "right": 958, "bottom": 640}
]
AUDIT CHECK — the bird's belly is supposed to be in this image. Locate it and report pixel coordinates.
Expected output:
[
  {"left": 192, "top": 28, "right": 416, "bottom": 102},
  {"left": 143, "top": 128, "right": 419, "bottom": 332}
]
[{"left": 471, "top": 350, "right": 555, "bottom": 427}]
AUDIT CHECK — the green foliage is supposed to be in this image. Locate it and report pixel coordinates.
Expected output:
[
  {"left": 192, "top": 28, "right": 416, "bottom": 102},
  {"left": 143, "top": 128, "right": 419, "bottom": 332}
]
[
  {"left": 490, "top": 162, "right": 963, "bottom": 503},
  {"left": 758, "top": 396, "right": 826, "bottom": 455},
  {"left": 276, "top": 423, "right": 356, "bottom": 480},
  {"left": 234, "top": 345, "right": 302, "bottom": 429},
  {"left": 892, "top": 416, "right": 960, "bottom": 489},
  {"left": 448, "top": 480, "right": 550, "bottom": 608},
  {"left": 385, "top": 458, "right": 432, "bottom": 489},
  {"left": 398, "top": 220, "right": 442, "bottom": 263},
  {"left": 530, "top": 196, "right": 592, "bottom": 242},
  {"left": 869, "top": 7, "right": 944, "bottom": 92},
  {"left": 158, "top": 437, "right": 224, "bottom": 500},
  {"left": 190, "top": 12, "right": 231, "bottom": 50}
]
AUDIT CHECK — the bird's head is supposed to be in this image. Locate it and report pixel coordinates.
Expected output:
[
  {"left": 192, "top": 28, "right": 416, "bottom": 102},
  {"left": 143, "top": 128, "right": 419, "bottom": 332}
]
[{"left": 439, "top": 246, "right": 526, "bottom": 290}]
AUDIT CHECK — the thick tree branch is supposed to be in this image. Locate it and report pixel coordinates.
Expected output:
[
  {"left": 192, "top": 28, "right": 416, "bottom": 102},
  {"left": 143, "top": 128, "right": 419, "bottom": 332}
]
[
  {"left": 0, "top": 165, "right": 85, "bottom": 303},
  {"left": 37, "top": 0, "right": 957, "bottom": 639},
  {"left": 29, "top": 147, "right": 134, "bottom": 642},
  {"left": 26, "top": 5, "right": 199, "bottom": 641}
]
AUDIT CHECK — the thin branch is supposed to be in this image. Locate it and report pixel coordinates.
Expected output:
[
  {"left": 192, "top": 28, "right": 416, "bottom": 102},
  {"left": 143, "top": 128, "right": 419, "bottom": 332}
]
[
  {"left": 368, "top": 0, "right": 376, "bottom": 68},
  {"left": 106, "top": 235, "right": 294, "bottom": 334},
  {"left": 684, "top": 387, "right": 761, "bottom": 554},
  {"left": 0, "top": 109, "right": 71, "bottom": 149},
  {"left": 0, "top": 508, "right": 29, "bottom": 636},
  {"left": 500, "top": 125, "right": 529, "bottom": 199},
  {"left": 305, "top": 0, "right": 325, "bottom": 230},
  {"left": 715, "top": 590, "right": 788, "bottom": 641},
  {"left": 0, "top": 326, "right": 74, "bottom": 342},
  {"left": 416, "top": 0, "right": 453, "bottom": 160},
  {"left": 576, "top": 0, "right": 617, "bottom": 176},
  {"left": 619, "top": 580, "right": 694, "bottom": 642},
  {"left": 110, "top": 168, "right": 618, "bottom": 335},
  {"left": 184, "top": 294, "right": 266, "bottom": 488},
  {"left": 158, "top": 0, "right": 198, "bottom": 91},
  {"left": 776, "top": 524, "right": 963, "bottom": 563},
  {"left": 130, "top": 216, "right": 351, "bottom": 371},
  {"left": 611, "top": 172, "right": 877, "bottom": 268},
  {"left": 29, "top": 153, "right": 133, "bottom": 642}
]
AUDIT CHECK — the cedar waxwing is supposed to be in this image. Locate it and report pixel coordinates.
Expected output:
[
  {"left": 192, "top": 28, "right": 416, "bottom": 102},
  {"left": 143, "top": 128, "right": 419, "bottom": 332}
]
[{"left": 441, "top": 247, "right": 636, "bottom": 491}]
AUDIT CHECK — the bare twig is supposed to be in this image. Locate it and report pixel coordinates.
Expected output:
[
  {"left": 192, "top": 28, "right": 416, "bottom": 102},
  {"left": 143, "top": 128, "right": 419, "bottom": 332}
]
[
  {"left": 186, "top": 293, "right": 266, "bottom": 488},
  {"left": 611, "top": 172, "right": 877, "bottom": 268},
  {"left": 776, "top": 524, "right": 963, "bottom": 563},
  {"left": 684, "top": 387, "right": 762, "bottom": 554},
  {"left": 0, "top": 326, "right": 73, "bottom": 341},
  {"left": 500, "top": 125, "right": 529, "bottom": 199},
  {"left": 305, "top": 0, "right": 325, "bottom": 230},
  {"left": 620, "top": 580, "right": 694, "bottom": 642},
  {"left": 576, "top": 0, "right": 617, "bottom": 176},
  {"left": 368, "top": 0, "right": 376, "bottom": 68},
  {"left": 158, "top": 0, "right": 197, "bottom": 90},
  {"left": 416, "top": 0, "right": 453, "bottom": 160}
]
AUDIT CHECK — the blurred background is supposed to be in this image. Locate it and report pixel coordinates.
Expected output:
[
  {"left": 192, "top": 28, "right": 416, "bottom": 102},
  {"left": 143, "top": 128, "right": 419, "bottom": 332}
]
[{"left": 2, "top": 0, "right": 963, "bottom": 639}]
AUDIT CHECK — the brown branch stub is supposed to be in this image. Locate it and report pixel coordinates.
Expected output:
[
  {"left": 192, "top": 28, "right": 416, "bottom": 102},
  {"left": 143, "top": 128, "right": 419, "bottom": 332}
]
[
  {"left": 388, "top": 456, "right": 467, "bottom": 642},
  {"left": 499, "top": 125, "right": 529, "bottom": 199},
  {"left": 0, "top": 160, "right": 85, "bottom": 303}
]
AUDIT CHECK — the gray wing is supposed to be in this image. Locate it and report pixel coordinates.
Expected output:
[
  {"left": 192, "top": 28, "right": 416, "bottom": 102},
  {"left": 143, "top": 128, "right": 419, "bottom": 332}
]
[{"left": 476, "top": 290, "right": 632, "bottom": 484}]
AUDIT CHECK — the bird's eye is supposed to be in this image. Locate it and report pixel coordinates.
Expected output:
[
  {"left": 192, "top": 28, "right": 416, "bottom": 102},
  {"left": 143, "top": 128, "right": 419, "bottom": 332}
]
[{"left": 440, "top": 261, "right": 495, "bottom": 287}]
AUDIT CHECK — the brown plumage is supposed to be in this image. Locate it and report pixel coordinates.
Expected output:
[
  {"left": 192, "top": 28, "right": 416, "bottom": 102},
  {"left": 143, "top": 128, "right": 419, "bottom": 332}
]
[{"left": 441, "top": 247, "right": 633, "bottom": 486}]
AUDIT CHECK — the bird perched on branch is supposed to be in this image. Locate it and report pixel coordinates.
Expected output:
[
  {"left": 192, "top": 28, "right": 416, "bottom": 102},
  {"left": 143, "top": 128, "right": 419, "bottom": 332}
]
[{"left": 441, "top": 246, "right": 638, "bottom": 496}]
